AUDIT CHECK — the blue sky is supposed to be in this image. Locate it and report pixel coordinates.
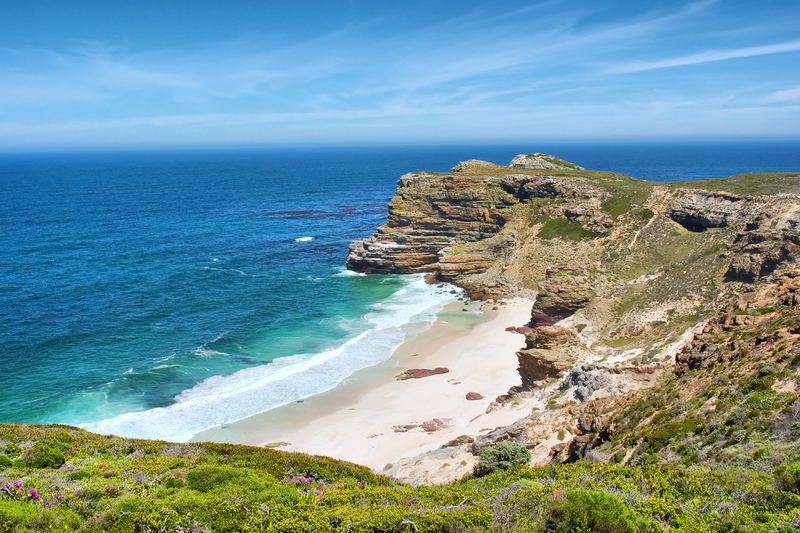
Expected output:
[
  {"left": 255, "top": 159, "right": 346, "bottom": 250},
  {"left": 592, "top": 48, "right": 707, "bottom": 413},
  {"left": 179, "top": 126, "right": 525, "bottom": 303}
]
[{"left": 1, "top": 0, "right": 799, "bottom": 149}]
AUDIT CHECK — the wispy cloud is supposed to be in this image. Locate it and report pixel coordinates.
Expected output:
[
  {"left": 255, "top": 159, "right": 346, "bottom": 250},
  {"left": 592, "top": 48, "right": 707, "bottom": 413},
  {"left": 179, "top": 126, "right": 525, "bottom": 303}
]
[
  {"left": 0, "top": 0, "right": 798, "bottom": 147},
  {"left": 770, "top": 86, "right": 800, "bottom": 102},
  {"left": 610, "top": 40, "right": 800, "bottom": 74}
]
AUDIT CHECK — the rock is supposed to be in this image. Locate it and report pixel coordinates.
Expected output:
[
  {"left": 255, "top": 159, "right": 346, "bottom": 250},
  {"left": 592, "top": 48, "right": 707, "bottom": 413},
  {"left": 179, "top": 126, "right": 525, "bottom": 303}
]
[
  {"left": 471, "top": 419, "right": 528, "bottom": 454},
  {"left": 451, "top": 159, "right": 497, "bottom": 172},
  {"left": 509, "top": 153, "right": 584, "bottom": 170},
  {"left": 667, "top": 190, "right": 751, "bottom": 231},
  {"left": 530, "top": 265, "right": 598, "bottom": 325},
  {"left": 442, "top": 435, "right": 475, "bottom": 447},
  {"left": 517, "top": 348, "right": 575, "bottom": 387},
  {"left": 466, "top": 392, "right": 483, "bottom": 400},
  {"left": 396, "top": 368, "right": 449, "bottom": 380}
]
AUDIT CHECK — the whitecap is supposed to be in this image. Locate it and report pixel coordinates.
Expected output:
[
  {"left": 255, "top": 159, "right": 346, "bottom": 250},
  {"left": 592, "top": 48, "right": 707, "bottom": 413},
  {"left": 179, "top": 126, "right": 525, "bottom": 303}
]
[{"left": 295, "top": 236, "right": 314, "bottom": 242}]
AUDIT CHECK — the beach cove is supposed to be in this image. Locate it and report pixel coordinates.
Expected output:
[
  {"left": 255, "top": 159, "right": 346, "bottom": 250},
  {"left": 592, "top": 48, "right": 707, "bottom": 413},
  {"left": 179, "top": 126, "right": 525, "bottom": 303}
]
[{"left": 192, "top": 297, "right": 536, "bottom": 480}]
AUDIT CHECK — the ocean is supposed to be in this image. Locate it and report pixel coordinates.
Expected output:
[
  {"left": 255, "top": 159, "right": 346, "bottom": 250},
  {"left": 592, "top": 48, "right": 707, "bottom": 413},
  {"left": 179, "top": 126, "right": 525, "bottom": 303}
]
[{"left": 2, "top": 142, "right": 799, "bottom": 441}]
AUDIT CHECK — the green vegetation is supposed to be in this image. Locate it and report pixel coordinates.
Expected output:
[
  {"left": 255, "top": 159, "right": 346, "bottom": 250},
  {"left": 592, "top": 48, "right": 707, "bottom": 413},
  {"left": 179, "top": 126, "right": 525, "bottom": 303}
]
[
  {"left": 537, "top": 217, "right": 606, "bottom": 241},
  {"left": 473, "top": 442, "right": 531, "bottom": 477},
  {"left": 3, "top": 424, "right": 800, "bottom": 531}
]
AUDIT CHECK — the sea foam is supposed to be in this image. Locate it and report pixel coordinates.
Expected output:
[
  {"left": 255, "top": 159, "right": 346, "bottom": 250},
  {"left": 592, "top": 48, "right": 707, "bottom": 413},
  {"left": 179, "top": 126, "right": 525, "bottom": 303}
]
[{"left": 81, "top": 275, "right": 460, "bottom": 442}]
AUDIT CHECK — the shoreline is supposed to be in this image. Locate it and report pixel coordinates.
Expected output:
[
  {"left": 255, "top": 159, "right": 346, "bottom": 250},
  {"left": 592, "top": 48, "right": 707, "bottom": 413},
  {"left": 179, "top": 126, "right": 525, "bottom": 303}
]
[{"left": 192, "top": 296, "right": 535, "bottom": 472}]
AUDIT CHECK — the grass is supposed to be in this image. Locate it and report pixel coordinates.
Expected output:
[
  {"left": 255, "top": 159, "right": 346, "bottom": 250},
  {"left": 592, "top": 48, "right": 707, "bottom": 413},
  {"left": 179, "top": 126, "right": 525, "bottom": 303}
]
[{"left": 537, "top": 217, "right": 607, "bottom": 241}]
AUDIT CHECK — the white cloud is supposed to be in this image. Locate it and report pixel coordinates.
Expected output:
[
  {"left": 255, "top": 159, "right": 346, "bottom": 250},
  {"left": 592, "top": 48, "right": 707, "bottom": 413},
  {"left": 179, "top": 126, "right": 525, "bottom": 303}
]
[
  {"left": 610, "top": 40, "right": 800, "bottom": 74},
  {"left": 770, "top": 86, "right": 800, "bottom": 102}
]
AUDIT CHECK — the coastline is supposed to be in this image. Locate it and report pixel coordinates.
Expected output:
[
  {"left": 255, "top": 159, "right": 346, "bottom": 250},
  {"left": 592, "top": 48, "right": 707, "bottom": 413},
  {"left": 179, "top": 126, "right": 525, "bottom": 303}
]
[{"left": 191, "top": 297, "right": 535, "bottom": 472}]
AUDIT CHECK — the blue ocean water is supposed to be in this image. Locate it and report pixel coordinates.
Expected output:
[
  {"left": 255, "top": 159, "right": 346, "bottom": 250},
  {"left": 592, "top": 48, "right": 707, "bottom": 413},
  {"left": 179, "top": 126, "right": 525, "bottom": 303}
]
[{"left": 1, "top": 142, "right": 799, "bottom": 441}]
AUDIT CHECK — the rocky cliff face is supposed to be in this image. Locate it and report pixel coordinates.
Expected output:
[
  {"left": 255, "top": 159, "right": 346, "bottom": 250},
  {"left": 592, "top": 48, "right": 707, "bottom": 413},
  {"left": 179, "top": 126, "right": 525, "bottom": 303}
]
[{"left": 348, "top": 154, "right": 800, "bottom": 476}]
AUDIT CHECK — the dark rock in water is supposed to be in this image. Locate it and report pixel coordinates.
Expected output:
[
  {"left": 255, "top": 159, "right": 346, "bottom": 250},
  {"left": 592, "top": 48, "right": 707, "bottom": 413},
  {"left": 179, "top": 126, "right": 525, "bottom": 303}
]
[
  {"left": 396, "top": 368, "right": 449, "bottom": 380},
  {"left": 466, "top": 392, "right": 483, "bottom": 400}
]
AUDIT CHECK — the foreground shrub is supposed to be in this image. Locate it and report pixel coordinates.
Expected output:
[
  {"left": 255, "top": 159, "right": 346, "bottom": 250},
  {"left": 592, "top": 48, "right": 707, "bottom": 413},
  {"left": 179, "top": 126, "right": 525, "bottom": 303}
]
[
  {"left": 21, "top": 442, "right": 65, "bottom": 469},
  {"left": 775, "top": 462, "right": 800, "bottom": 493},
  {"left": 544, "top": 489, "right": 642, "bottom": 533},
  {"left": 474, "top": 441, "right": 531, "bottom": 476}
]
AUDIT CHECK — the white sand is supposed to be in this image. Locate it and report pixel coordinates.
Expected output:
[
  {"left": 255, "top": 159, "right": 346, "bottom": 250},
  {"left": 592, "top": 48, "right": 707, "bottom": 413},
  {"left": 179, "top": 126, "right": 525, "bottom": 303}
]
[{"left": 247, "top": 298, "right": 535, "bottom": 471}]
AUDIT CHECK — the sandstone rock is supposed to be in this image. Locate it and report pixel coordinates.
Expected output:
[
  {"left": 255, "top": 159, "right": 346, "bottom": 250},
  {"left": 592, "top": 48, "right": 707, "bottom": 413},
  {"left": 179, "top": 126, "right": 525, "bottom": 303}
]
[
  {"left": 530, "top": 265, "right": 597, "bottom": 325},
  {"left": 396, "top": 368, "right": 449, "bottom": 380},
  {"left": 517, "top": 348, "right": 575, "bottom": 387},
  {"left": 466, "top": 392, "right": 483, "bottom": 400}
]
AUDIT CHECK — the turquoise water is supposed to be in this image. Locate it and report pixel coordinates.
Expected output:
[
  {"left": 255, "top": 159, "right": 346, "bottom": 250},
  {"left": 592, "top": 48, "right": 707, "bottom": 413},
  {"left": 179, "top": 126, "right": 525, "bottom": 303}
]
[{"left": 2, "top": 143, "right": 799, "bottom": 441}]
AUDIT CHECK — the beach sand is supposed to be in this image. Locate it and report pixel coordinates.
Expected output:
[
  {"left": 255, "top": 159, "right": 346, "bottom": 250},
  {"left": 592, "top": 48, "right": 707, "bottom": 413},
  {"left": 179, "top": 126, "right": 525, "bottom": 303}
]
[{"left": 192, "top": 297, "right": 535, "bottom": 473}]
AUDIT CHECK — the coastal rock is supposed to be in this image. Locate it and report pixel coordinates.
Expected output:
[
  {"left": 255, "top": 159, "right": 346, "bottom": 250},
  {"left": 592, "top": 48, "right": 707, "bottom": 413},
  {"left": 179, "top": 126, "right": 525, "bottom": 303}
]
[
  {"left": 667, "top": 190, "right": 756, "bottom": 231},
  {"left": 509, "top": 153, "right": 584, "bottom": 170},
  {"left": 346, "top": 165, "right": 599, "bottom": 285},
  {"left": 530, "top": 265, "right": 598, "bottom": 325},
  {"left": 451, "top": 159, "right": 497, "bottom": 172},
  {"left": 466, "top": 392, "right": 483, "bottom": 400}
]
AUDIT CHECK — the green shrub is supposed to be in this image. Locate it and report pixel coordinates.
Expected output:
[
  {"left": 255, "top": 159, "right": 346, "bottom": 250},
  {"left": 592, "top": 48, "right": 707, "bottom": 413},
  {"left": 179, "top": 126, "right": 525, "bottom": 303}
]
[
  {"left": 186, "top": 465, "right": 267, "bottom": 493},
  {"left": 775, "top": 463, "right": 800, "bottom": 493},
  {"left": 474, "top": 441, "right": 531, "bottom": 476},
  {"left": 545, "top": 489, "right": 642, "bottom": 533},
  {"left": 21, "top": 442, "right": 64, "bottom": 469},
  {"left": 0, "top": 454, "right": 12, "bottom": 468}
]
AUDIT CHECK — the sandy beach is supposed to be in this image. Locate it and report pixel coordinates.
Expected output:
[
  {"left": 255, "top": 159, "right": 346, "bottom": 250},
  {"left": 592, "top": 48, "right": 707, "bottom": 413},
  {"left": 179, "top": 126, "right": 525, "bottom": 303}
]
[{"left": 194, "top": 297, "right": 535, "bottom": 473}]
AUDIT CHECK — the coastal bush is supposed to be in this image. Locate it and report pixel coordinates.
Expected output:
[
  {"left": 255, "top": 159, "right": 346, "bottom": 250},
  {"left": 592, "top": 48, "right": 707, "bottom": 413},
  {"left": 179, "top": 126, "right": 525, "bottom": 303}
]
[
  {"left": 0, "top": 454, "right": 12, "bottom": 468},
  {"left": 21, "top": 442, "right": 64, "bottom": 469},
  {"left": 544, "top": 489, "right": 642, "bottom": 533},
  {"left": 474, "top": 441, "right": 531, "bottom": 476},
  {"left": 775, "top": 463, "right": 800, "bottom": 493}
]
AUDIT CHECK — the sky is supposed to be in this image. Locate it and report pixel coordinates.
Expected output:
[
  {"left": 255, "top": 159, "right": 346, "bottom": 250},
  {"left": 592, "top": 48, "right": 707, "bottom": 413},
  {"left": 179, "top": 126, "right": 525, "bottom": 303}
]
[{"left": 0, "top": 0, "right": 799, "bottom": 150}]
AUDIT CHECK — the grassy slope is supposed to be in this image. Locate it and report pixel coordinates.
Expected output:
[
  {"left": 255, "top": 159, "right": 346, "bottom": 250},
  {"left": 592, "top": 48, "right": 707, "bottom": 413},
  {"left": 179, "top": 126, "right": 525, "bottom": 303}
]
[{"left": 2, "top": 423, "right": 800, "bottom": 532}]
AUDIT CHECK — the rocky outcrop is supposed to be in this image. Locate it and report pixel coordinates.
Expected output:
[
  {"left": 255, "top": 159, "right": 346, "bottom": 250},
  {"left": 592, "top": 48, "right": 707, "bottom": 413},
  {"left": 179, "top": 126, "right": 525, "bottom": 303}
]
[
  {"left": 346, "top": 155, "right": 610, "bottom": 283},
  {"left": 676, "top": 269, "right": 800, "bottom": 376},
  {"left": 530, "top": 265, "right": 598, "bottom": 325},
  {"left": 510, "top": 153, "right": 584, "bottom": 170},
  {"left": 724, "top": 205, "right": 800, "bottom": 281},
  {"left": 516, "top": 326, "right": 583, "bottom": 388},
  {"left": 667, "top": 190, "right": 754, "bottom": 231}
]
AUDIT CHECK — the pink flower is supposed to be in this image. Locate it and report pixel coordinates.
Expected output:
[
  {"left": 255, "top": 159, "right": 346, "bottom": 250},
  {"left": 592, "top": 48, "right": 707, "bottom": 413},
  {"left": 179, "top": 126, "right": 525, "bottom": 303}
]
[
  {"left": 14, "top": 482, "right": 21, "bottom": 488},
  {"left": 34, "top": 494, "right": 40, "bottom": 499},
  {"left": 30, "top": 489, "right": 37, "bottom": 494}
]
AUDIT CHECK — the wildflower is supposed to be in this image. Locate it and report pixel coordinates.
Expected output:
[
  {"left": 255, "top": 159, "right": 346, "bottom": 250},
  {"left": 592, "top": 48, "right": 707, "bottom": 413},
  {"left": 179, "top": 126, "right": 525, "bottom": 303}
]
[
  {"left": 34, "top": 494, "right": 40, "bottom": 499},
  {"left": 315, "top": 491, "right": 320, "bottom": 495},
  {"left": 14, "top": 482, "right": 21, "bottom": 488},
  {"left": 56, "top": 495, "right": 62, "bottom": 499},
  {"left": 223, "top": 454, "right": 228, "bottom": 458},
  {"left": 44, "top": 500, "right": 49, "bottom": 504},
  {"left": 30, "top": 489, "right": 37, "bottom": 494}
]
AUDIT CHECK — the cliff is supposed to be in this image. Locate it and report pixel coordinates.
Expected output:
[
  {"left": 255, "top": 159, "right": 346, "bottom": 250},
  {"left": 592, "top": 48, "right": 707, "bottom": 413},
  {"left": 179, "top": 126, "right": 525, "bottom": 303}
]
[{"left": 349, "top": 154, "right": 800, "bottom": 476}]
